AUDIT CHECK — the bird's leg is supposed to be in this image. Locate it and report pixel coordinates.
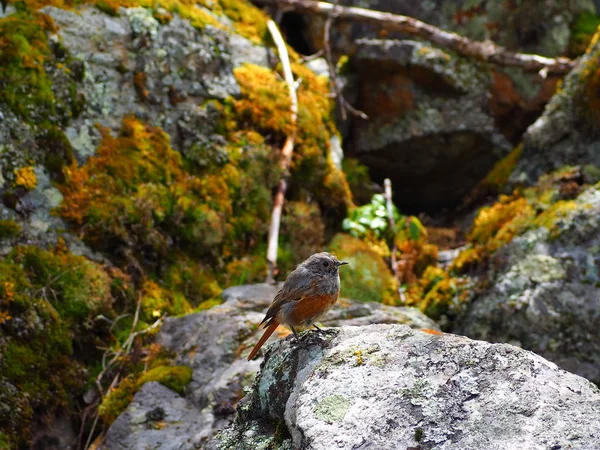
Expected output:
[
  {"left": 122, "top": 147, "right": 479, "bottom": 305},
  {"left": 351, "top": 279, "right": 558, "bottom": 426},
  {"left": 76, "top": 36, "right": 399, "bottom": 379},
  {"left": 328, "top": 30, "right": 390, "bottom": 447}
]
[{"left": 290, "top": 326, "right": 300, "bottom": 343}]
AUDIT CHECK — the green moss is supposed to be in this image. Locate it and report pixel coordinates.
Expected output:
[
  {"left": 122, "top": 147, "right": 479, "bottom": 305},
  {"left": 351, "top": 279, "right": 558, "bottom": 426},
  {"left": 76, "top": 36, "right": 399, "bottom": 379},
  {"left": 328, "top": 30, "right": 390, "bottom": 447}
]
[
  {"left": 0, "top": 220, "right": 21, "bottom": 240},
  {"left": 0, "top": 245, "right": 114, "bottom": 448},
  {"left": 570, "top": 11, "right": 600, "bottom": 56},
  {"left": 37, "top": 124, "right": 75, "bottom": 181},
  {"left": 342, "top": 158, "right": 375, "bottom": 205},
  {"left": 0, "top": 11, "right": 56, "bottom": 122},
  {"left": 138, "top": 365, "right": 192, "bottom": 394},
  {"left": 99, "top": 364, "right": 192, "bottom": 424},
  {"left": 481, "top": 144, "right": 523, "bottom": 192},
  {"left": 98, "top": 376, "right": 137, "bottom": 425},
  {"left": 329, "top": 233, "right": 398, "bottom": 304},
  {"left": 95, "top": 0, "right": 120, "bottom": 16}
]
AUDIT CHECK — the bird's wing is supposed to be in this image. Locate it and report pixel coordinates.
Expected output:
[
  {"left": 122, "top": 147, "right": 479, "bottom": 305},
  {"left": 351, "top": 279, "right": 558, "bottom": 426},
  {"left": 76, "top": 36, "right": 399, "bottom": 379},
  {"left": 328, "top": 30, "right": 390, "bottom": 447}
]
[{"left": 261, "top": 266, "right": 313, "bottom": 326}]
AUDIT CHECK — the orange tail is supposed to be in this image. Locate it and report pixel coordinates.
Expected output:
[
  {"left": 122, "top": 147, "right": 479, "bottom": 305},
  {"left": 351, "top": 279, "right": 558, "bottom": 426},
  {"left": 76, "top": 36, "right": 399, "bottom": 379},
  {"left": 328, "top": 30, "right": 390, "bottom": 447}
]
[{"left": 247, "top": 321, "right": 279, "bottom": 360}]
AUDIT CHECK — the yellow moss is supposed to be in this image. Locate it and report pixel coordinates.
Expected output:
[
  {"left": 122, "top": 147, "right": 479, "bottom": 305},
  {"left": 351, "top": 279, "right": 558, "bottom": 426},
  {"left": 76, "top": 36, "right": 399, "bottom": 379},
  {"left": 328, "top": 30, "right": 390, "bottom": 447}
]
[
  {"left": 329, "top": 233, "right": 398, "bottom": 304},
  {"left": 13, "top": 166, "right": 37, "bottom": 190},
  {"left": 141, "top": 279, "right": 193, "bottom": 321},
  {"left": 453, "top": 168, "right": 592, "bottom": 273},
  {"left": 482, "top": 144, "right": 523, "bottom": 191},
  {"left": 233, "top": 64, "right": 294, "bottom": 139},
  {"left": 212, "top": 0, "right": 268, "bottom": 43},
  {"left": 405, "top": 266, "right": 468, "bottom": 320}
]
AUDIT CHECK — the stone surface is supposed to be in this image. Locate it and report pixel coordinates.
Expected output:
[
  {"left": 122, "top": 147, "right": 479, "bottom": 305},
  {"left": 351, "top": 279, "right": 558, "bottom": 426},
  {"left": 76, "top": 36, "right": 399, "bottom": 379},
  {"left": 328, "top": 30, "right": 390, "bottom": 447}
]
[
  {"left": 511, "top": 30, "right": 600, "bottom": 186},
  {"left": 101, "top": 284, "right": 438, "bottom": 448},
  {"left": 212, "top": 324, "right": 600, "bottom": 450},
  {"left": 345, "top": 39, "right": 511, "bottom": 211},
  {"left": 42, "top": 5, "right": 270, "bottom": 164},
  {"left": 455, "top": 183, "right": 600, "bottom": 384},
  {"left": 101, "top": 382, "right": 209, "bottom": 450}
]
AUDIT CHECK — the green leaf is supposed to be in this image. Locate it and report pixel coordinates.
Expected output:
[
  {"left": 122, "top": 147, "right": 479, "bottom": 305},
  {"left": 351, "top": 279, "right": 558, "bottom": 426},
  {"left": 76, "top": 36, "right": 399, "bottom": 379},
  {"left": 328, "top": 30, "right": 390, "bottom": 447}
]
[{"left": 408, "top": 218, "right": 422, "bottom": 241}]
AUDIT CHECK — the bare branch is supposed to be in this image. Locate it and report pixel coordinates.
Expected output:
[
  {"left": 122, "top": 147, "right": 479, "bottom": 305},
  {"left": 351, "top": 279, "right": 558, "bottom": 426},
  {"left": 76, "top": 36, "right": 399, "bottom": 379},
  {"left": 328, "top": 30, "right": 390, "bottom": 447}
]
[
  {"left": 266, "top": 19, "right": 299, "bottom": 283},
  {"left": 323, "top": 1, "right": 368, "bottom": 120},
  {"left": 383, "top": 179, "right": 404, "bottom": 303},
  {"left": 258, "top": 0, "right": 576, "bottom": 75}
]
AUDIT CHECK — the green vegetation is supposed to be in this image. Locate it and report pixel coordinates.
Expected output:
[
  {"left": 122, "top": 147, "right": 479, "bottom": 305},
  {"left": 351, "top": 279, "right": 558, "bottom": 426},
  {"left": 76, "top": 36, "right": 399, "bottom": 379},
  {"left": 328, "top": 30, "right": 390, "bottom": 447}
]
[
  {"left": 570, "top": 11, "right": 600, "bottom": 55},
  {"left": 0, "top": 245, "right": 115, "bottom": 448}
]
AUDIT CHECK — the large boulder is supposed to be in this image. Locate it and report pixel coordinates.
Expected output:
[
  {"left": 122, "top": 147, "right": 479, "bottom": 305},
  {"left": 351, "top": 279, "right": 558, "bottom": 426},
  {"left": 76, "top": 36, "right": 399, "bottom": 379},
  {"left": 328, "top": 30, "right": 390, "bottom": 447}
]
[
  {"left": 345, "top": 39, "right": 511, "bottom": 211},
  {"left": 100, "top": 284, "right": 438, "bottom": 448},
  {"left": 454, "top": 181, "right": 600, "bottom": 383},
  {"left": 212, "top": 324, "right": 600, "bottom": 450},
  {"left": 510, "top": 30, "right": 600, "bottom": 186}
]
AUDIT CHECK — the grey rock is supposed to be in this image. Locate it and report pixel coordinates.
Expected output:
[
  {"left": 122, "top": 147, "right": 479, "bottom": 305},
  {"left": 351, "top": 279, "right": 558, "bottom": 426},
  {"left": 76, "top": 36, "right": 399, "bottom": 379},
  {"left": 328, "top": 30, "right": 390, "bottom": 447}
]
[
  {"left": 41, "top": 5, "right": 267, "bottom": 166},
  {"left": 213, "top": 324, "right": 600, "bottom": 450},
  {"left": 455, "top": 183, "right": 600, "bottom": 383},
  {"left": 103, "top": 283, "right": 437, "bottom": 448},
  {"left": 512, "top": 30, "right": 600, "bottom": 186},
  {"left": 346, "top": 39, "right": 511, "bottom": 210},
  {"left": 101, "top": 382, "right": 208, "bottom": 450}
]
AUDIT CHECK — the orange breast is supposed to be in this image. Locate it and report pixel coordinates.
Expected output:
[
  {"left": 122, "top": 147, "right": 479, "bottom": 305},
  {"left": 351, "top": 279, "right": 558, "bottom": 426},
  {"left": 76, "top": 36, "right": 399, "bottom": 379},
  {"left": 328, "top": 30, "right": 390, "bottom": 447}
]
[{"left": 287, "top": 293, "right": 338, "bottom": 326}]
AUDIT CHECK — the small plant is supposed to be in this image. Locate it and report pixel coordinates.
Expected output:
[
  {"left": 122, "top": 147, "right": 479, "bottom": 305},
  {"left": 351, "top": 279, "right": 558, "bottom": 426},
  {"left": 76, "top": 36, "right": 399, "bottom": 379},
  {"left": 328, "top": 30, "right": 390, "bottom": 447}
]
[{"left": 342, "top": 194, "right": 398, "bottom": 239}]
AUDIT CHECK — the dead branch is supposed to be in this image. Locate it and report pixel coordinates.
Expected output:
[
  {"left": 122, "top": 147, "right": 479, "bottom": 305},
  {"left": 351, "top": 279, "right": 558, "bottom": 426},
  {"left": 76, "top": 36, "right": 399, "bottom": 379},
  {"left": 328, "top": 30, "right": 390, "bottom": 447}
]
[
  {"left": 266, "top": 19, "right": 299, "bottom": 283},
  {"left": 324, "top": 0, "right": 368, "bottom": 120},
  {"left": 383, "top": 179, "right": 405, "bottom": 303},
  {"left": 258, "top": 0, "right": 576, "bottom": 75}
]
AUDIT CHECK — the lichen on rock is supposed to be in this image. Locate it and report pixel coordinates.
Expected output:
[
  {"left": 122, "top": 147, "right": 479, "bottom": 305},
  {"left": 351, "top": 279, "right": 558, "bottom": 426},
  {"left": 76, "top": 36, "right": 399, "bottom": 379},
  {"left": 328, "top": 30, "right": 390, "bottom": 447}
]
[{"left": 211, "top": 324, "right": 600, "bottom": 450}]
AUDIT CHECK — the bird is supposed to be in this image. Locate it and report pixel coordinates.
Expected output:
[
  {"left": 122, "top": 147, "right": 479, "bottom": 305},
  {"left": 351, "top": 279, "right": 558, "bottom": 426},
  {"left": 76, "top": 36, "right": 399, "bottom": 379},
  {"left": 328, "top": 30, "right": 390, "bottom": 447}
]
[{"left": 247, "top": 252, "right": 349, "bottom": 360}]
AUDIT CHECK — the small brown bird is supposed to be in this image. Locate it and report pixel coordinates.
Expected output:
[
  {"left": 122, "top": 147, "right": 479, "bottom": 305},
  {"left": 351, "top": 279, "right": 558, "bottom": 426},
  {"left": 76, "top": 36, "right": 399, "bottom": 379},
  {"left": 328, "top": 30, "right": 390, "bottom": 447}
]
[{"left": 247, "top": 252, "right": 349, "bottom": 360}]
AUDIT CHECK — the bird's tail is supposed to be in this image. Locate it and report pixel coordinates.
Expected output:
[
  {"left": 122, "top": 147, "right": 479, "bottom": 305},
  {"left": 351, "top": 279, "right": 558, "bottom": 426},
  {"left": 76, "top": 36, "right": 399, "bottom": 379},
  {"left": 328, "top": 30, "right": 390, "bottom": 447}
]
[{"left": 247, "top": 321, "right": 279, "bottom": 360}]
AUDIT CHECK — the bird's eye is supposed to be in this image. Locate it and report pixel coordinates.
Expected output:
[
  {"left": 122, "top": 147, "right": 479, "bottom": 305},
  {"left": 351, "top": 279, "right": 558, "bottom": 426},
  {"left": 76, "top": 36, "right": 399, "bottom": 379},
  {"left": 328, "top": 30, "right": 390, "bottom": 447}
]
[{"left": 322, "top": 261, "right": 329, "bottom": 267}]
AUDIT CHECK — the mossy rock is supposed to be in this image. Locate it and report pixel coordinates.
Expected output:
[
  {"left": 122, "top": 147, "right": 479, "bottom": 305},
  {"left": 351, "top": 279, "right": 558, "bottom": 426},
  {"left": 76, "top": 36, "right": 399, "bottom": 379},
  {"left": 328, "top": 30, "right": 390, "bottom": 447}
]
[
  {"left": 329, "top": 233, "right": 398, "bottom": 304},
  {"left": 0, "top": 245, "right": 115, "bottom": 448},
  {"left": 98, "top": 364, "right": 192, "bottom": 425}
]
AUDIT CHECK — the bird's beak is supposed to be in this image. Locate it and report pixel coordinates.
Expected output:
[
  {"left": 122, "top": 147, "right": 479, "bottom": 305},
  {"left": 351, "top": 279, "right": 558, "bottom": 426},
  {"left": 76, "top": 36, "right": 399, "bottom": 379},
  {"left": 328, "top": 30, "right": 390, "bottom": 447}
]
[{"left": 339, "top": 261, "right": 349, "bottom": 266}]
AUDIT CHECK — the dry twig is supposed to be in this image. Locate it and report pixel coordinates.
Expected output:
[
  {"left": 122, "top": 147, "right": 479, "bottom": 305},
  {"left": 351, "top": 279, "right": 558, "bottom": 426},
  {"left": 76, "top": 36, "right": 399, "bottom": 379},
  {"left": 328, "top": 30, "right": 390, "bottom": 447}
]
[
  {"left": 323, "top": 0, "right": 368, "bottom": 120},
  {"left": 265, "top": 19, "right": 299, "bottom": 283},
  {"left": 383, "top": 179, "right": 405, "bottom": 303}
]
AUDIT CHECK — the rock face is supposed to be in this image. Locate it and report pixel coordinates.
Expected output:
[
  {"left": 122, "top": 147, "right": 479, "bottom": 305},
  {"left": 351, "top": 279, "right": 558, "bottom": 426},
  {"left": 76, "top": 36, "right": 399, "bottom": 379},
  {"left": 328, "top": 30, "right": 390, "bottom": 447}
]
[
  {"left": 42, "top": 5, "right": 266, "bottom": 163},
  {"left": 212, "top": 324, "right": 600, "bottom": 450},
  {"left": 511, "top": 31, "right": 600, "bottom": 186},
  {"left": 100, "top": 284, "right": 438, "bottom": 448},
  {"left": 346, "top": 39, "right": 511, "bottom": 211},
  {"left": 455, "top": 183, "right": 600, "bottom": 384},
  {"left": 286, "top": 0, "right": 596, "bottom": 211}
]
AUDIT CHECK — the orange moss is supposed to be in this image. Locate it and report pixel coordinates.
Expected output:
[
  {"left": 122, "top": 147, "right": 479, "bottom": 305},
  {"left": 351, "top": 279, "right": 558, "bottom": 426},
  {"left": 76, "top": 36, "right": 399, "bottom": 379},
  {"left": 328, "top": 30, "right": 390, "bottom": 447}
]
[
  {"left": 405, "top": 266, "right": 468, "bottom": 320},
  {"left": 59, "top": 117, "right": 231, "bottom": 259},
  {"left": 133, "top": 71, "right": 149, "bottom": 101},
  {"left": 13, "top": 166, "right": 38, "bottom": 190},
  {"left": 452, "top": 168, "right": 590, "bottom": 273},
  {"left": 233, "top": 64, "right": 294, "bottom": 139}
]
